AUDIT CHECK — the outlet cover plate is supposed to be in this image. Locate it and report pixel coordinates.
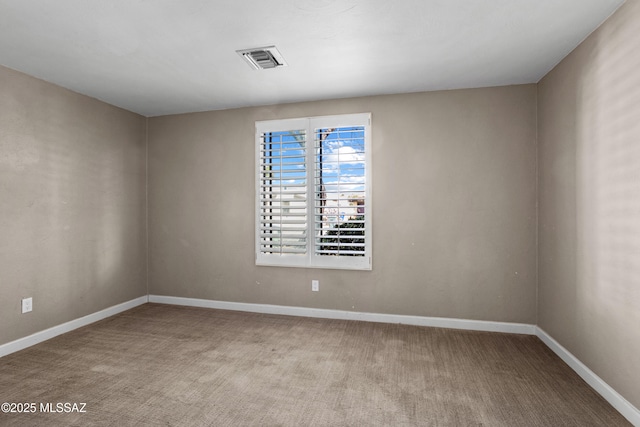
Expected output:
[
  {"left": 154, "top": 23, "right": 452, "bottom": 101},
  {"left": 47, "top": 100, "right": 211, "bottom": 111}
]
[{"left": 22, "top": 297, "right": 32, "bottom": 313}]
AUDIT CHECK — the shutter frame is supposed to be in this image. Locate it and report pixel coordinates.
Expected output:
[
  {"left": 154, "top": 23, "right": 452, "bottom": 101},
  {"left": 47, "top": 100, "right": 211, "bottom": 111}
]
[{"left": 256, "top": 113, "right": 372, "bottom": 270}]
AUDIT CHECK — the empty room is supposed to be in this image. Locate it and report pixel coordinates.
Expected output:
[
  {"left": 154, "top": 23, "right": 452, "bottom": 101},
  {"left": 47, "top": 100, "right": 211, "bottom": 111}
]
[{"left": 1, "top": 0, "right": 638, "bottom": 425}]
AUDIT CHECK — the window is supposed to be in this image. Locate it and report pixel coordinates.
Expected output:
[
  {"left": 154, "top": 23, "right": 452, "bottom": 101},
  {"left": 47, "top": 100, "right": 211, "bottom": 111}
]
[{"left": 256, "top": 113, "right": 372, "bottom": 270}]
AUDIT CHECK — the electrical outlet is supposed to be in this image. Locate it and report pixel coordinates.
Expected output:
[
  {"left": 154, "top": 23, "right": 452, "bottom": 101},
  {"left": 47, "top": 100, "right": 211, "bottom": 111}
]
[
  {"left": 312, "top": 280, "right": 319, "bottom": 292},
  {"left": 22, "top": 297, "right": 33, "bottom": 314}
]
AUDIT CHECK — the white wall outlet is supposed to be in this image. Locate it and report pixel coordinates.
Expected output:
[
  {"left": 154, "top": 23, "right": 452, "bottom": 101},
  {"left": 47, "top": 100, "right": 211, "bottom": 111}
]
[
  {"left": 22, "top": 297, "right": 33, "bottom": 313},
  {"left": 312, "top": 280, "right": 319, "bottom": 292}
]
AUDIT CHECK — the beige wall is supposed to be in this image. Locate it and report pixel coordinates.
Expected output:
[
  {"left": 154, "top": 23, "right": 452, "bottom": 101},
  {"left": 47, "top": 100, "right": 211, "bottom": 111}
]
[
  {"left": 538, "top": 0, "right": 640, "bottom": 410},
  {"left": 148, "top": 85, "right": 538, "bottom": 323},
  {"left": 0, "top": 66, "right": 147, "bottom": 345}
]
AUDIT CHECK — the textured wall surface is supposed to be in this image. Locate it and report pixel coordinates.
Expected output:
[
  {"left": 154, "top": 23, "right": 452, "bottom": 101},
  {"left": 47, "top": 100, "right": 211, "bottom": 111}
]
[
  {"left": 538, "top": 0, "right": 640, "bottom": 410},
  {"left": 148, "top": 85, "right": 538, "bottom": 324},
  {"left": 0, "top": 66, "right": 147, "bottom": 345}
]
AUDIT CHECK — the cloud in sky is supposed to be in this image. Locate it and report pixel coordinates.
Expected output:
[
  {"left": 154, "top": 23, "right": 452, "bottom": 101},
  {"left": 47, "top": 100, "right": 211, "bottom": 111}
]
[{"left": 322, "top": 145, "right": 365, "bottom": 165}]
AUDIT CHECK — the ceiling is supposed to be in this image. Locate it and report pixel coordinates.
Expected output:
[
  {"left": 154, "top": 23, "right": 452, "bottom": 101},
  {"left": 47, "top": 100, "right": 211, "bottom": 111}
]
[{"left": 0, "top": 0, "right": 624, "bottom": 117}]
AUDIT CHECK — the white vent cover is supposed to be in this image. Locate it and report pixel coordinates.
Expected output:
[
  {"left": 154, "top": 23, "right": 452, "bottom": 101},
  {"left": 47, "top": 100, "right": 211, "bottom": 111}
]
[{"left": 236, "top": 46, "right": 287, "bottom": 70}]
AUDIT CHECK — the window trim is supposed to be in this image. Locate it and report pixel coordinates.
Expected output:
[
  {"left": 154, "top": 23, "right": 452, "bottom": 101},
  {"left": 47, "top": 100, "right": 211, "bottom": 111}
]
[{"left": 255, "top": 113, "right": 372, "bottom": 270}]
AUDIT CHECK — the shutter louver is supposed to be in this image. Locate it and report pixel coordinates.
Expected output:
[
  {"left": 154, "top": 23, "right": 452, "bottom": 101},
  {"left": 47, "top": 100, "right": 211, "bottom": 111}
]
[
  {"left": 314, "top": 126, "right": 366, "bottom": 257},
  {"left": 258, "top": 129, "right": 307, "bottom": 256}
]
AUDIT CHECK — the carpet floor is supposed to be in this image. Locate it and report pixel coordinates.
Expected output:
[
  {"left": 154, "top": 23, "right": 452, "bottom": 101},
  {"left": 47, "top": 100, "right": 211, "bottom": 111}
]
[{"left": 0, "top": 303, "right": 630, "bottom": 426}]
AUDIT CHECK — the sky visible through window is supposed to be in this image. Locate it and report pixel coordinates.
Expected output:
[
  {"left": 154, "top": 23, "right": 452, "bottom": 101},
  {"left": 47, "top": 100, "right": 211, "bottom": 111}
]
[{"left": 315, "top": 126, "right": 366, "bottom": 224}]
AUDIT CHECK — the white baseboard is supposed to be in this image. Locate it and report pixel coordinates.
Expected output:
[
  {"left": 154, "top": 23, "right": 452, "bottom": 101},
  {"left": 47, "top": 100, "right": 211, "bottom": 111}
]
[
  {"left": 0, "top": 296, "right": 148, "bottom": 358},
  {"left": 148, "top": 295, "right": 537, "bottom": 335},
  {"left": 536, "top": 327, "right": 640, "bottom": 426}
]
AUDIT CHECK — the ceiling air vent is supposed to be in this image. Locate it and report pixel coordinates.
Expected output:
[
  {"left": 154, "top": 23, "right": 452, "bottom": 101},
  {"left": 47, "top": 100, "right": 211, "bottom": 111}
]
[{"left": 236, "top": 46, "right": 287, "bottom": 70}]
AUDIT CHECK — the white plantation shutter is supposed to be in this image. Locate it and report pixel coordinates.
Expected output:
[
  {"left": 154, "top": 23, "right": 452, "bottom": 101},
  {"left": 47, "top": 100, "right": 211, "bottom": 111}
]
[
  {"left": 257, "top": 119, "right": 309, "bottom": 268},
  {"left": 256, "top": 114, "right": 371, "bottom": 270}
]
